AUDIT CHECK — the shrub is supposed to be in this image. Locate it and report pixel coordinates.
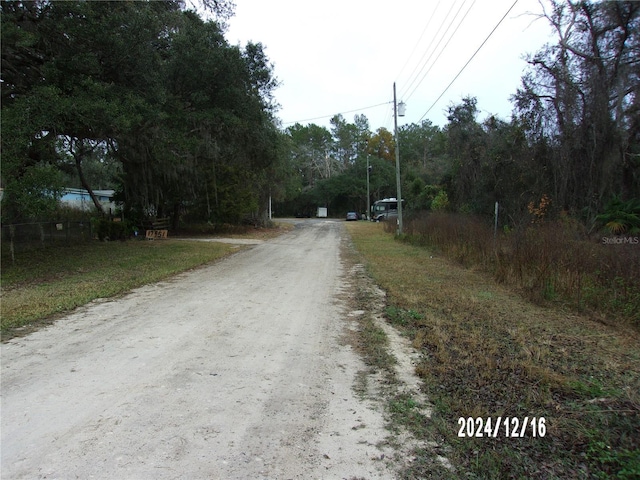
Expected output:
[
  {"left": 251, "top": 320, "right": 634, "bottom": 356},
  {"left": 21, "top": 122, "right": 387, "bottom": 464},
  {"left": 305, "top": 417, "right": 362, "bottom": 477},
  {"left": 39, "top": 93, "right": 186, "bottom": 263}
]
[
  {"left": 430, "top": 190, "right": 450, "bottom": 211},
  {"left": 91, "top": 218, "right": 132, "bottom": 241},
  {"left": 596, "top": 196, "right": 640, "bottom": 234}
]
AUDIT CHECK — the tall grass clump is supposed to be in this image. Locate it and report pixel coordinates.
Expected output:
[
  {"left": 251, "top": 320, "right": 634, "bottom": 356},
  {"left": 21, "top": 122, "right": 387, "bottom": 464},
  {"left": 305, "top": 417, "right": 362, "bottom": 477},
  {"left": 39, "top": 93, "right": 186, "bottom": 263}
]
[{"left": 400, "top": 213, "right": 640, "bottom": 327}]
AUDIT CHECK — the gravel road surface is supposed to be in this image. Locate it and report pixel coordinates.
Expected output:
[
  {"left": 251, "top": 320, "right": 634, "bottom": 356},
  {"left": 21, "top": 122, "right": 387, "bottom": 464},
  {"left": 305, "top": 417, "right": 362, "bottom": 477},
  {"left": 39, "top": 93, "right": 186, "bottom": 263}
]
[{"left": 1, "top": 220, "right": 400, "bottom": 479}]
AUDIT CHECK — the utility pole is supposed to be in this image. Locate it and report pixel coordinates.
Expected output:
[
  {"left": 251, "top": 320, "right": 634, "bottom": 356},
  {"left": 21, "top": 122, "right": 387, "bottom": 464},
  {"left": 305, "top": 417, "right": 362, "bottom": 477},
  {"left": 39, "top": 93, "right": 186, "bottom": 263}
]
[
  {"left": 366, "top": 155, "right": 371, "bottom": 220},
  {"left": 393, "top": 82, "right": 405, "bottom": 235}
]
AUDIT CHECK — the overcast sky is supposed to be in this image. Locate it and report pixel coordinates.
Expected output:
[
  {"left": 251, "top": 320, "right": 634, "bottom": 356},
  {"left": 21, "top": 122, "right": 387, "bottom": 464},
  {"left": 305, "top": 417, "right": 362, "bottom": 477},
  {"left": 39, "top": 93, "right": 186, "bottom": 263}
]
[{"left": 223, "top": 0, "right": 555, "bottom": 131}]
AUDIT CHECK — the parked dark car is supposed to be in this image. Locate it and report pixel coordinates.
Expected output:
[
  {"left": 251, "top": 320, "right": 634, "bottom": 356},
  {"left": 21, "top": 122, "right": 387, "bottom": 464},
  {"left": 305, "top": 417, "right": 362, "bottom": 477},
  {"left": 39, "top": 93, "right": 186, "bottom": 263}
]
[{"left": 346, "top": 212, "right": 359, "bottom": 221}]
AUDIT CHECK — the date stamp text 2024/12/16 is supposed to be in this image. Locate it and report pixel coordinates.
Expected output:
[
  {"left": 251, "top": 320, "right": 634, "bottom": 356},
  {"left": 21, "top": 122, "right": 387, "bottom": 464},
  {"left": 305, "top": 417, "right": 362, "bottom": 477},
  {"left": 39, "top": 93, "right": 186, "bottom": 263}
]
[{"left": 458, "top": 417, "right": 547, "bottom": 438}]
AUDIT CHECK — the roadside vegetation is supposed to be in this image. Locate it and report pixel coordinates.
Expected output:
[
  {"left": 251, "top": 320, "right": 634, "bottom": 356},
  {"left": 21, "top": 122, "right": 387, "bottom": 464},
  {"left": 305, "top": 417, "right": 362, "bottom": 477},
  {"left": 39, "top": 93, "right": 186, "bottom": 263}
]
[
  {"left": 403, "top": 213, "right": 640, "bottom": 328},
  {"left": 346, "top": 221, "right": 640, "bottom": 479}
]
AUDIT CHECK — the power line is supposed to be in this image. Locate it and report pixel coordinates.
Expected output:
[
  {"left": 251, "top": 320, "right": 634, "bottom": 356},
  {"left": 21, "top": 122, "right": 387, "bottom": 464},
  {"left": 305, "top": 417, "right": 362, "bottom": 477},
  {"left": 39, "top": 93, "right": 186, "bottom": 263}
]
[
  {"left": 418, "top": 0, "right": 519, "bottom": 122},
  {"left": 404, "top": 0, "right": 476, "bottom": 102},
  {"left": 399, "top": 0, "right": 462, "bottom": 100},
  {"left": 281, "top": 101, "right": 392, "bottom": 126},
  {"left": 281, "top": 1, "right": 517, "bottom": 129},
  {"left": 381, "top": 101, "right": 393, "bottom": 131},
  {"left": 395, "top": 1, "right": 441, "bottom": 83}
]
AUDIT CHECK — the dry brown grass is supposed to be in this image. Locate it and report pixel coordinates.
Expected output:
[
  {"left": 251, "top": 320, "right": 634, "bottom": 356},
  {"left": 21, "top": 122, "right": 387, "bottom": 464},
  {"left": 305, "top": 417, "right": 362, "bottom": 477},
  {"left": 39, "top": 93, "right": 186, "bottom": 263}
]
[
  {"left": 402, "top": 212, "right": 640, "bottom": 328},
  {"left": 346, "top": 221, "right": 640, "bottom": 479}
]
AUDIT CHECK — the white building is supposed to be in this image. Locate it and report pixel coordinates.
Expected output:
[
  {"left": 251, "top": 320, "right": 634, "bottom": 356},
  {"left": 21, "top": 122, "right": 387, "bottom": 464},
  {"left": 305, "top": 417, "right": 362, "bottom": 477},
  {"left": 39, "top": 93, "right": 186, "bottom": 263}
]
[{"left": 60, "top": 188, "right": 116, "bottom": 213}]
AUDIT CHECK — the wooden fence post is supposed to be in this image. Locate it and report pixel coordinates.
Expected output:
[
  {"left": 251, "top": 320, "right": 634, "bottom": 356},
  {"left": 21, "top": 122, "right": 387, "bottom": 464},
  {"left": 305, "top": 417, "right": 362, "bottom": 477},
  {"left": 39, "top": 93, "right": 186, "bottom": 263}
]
[{"left": 9, "top": 224, "right": 16, "bottom": 264}]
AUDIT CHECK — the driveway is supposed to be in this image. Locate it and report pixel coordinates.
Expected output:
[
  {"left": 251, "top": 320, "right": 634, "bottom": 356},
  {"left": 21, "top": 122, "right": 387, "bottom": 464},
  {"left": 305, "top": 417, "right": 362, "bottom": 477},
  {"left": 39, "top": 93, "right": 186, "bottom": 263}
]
[{"left": 1, "top": 220, "right": 399, "bottom": 479}]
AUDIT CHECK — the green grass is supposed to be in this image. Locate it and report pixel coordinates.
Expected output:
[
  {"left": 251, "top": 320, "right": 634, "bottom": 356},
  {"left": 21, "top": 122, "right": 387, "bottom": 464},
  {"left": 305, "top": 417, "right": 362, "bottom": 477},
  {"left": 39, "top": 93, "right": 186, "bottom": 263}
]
[
  {"left": 1, "top": 239, "right": 237, "bottom": 335},
  {"left": 345, "top": 221, "right": 640, "bottom": 479}
]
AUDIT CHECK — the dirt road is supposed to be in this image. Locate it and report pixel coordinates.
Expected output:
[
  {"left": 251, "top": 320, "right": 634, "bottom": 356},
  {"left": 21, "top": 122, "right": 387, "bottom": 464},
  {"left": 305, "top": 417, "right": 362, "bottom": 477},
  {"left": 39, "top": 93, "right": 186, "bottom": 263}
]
[{"left": 1, "top": 220, "right": 402, "bottom": 479}]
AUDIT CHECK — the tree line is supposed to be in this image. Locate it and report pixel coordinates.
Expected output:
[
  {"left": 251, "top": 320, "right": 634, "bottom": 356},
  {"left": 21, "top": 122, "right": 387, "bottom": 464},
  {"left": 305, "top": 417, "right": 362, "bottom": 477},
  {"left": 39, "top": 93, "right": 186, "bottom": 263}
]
[
  {"left": 2, "top": 0, "right": 283, "bottom": 226},
  {"left": 280, "top": 1, "right": 639, "bottom": 231},
  {"left": 2, "top": 1, "right": 639, "bottom": 233}
]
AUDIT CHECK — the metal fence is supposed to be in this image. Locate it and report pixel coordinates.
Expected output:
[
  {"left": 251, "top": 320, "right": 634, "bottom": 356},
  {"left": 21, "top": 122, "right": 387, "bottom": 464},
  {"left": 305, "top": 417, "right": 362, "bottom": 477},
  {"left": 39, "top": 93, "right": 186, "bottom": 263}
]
[{"left": 1, "top": 220, "right": 95, "bottom": 254}]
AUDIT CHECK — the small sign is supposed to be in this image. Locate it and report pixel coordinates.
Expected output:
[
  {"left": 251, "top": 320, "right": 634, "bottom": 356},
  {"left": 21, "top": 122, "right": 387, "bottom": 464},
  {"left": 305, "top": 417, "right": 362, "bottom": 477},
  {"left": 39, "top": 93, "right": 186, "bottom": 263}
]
[{"left": 145, "top": 229, "right": 168, "bottom": 240}]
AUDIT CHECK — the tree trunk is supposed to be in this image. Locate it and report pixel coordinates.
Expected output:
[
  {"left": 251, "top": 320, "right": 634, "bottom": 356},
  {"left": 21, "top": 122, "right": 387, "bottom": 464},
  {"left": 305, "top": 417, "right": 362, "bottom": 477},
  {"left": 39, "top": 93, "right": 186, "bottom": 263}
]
[{"left": 75, "top": 154, "right": 105, "bottom": 216}]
